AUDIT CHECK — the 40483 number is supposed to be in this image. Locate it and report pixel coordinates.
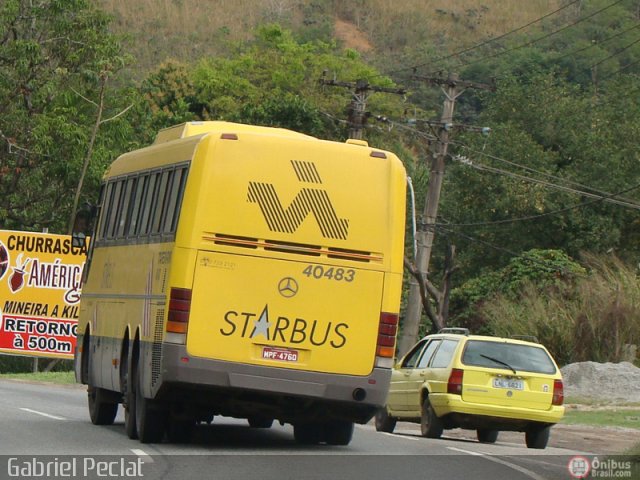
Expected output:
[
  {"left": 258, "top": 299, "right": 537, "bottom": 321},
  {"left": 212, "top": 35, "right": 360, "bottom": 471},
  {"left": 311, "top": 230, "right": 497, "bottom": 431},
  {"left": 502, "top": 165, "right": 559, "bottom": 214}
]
[{"left": 302, "top": 265, "right": 355, "bottom": 282}]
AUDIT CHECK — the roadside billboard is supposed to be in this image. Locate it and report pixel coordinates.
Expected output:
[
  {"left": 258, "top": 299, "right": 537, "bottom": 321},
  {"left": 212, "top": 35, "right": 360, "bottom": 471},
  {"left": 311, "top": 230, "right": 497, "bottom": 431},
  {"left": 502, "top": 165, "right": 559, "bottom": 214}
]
[{"left": 0, "top": 230, "right": 87, "bottom": 359}]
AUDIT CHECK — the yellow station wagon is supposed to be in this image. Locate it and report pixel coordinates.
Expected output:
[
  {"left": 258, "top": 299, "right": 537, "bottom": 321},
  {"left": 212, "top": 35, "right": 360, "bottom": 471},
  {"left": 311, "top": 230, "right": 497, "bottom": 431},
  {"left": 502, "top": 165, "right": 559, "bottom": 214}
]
[{"left": 376, "top": 328, "right": 564, "bottom": 449}]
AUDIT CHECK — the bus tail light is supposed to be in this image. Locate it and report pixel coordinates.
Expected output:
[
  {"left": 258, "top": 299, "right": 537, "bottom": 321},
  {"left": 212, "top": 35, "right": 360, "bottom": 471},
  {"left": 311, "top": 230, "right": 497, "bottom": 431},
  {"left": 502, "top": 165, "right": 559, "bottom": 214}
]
[
  {"left": 552, "top": 379, "right": 564, "bottom": 406},
  {"left": 375, "top": 312, "right": 398, "bottom": 366},
  {"left": 167, "top": 288, "right": 192, "bottom": 335},
  {"left": 447, "top": 368, "right": 464, "bottom": 395}
]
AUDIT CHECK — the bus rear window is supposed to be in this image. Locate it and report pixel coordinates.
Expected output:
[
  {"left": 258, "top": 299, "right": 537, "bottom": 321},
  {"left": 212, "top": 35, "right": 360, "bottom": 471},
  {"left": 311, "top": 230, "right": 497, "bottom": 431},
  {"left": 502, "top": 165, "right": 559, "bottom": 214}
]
[{"left": 462, "top": 340, "right": 556, "bottom": 374}]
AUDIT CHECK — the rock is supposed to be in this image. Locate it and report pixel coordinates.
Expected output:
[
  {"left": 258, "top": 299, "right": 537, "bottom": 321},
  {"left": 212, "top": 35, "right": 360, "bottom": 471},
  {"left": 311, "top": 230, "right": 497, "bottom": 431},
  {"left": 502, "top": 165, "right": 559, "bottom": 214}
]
[{"left": 560, "top": 361, "right": 640, "bottom": 403}]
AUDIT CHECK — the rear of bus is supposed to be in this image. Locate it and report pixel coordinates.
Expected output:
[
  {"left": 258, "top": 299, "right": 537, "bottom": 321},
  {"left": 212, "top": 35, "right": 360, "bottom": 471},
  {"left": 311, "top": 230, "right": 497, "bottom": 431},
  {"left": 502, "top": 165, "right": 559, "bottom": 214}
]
[{"left": 159, "top": 123, "right": 406, "bottom": 429}]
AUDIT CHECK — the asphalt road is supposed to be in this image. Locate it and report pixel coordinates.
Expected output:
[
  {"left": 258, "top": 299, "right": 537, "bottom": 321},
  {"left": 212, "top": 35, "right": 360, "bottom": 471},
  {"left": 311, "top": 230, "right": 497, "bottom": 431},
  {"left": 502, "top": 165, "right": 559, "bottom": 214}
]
[{"left": 0, "top": 379, "right": 588, "bottom": 480}]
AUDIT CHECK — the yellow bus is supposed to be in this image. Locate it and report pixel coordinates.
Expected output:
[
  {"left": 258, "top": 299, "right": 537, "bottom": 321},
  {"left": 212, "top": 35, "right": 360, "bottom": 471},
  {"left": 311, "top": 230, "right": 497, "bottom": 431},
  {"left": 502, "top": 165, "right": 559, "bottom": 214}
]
[{"left": 74, "top": 121, "right": 406, "bottom": 445}]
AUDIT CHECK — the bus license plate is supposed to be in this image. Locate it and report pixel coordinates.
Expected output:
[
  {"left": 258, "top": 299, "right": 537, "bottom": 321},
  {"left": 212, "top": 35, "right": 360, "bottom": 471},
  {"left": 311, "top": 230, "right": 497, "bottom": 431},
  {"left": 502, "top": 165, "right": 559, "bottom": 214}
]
[
  {"left": 262, "top": 347, "right": 298, "bottom": 363},
  {"left": 493, "top": 378, "right": 524, "bottom": 390}
]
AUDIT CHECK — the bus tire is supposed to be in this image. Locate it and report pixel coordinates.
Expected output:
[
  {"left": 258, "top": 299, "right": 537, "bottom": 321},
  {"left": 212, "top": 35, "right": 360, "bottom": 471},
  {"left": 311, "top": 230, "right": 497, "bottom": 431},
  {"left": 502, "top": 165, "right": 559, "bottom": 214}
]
[
  {"left": 324, "top": 420, "right": 354, "bottom": 446},
  {"left": 134, "top": 365, "right": 166, "bottom": 444},
  {"left": 166, "top": 416, "right": 195, "bottom": 443},
  {"left": 123, "top": 371, "right": 138, "bottom": 440},
  {"left": 293, "top": 423, "right": 323, "bottom": 445},
  {"left": 247, "top": 416, "right": 274, "bottom": 429},
  {"left": 88, "top": 386, "right": 118, "bottom": 425}
]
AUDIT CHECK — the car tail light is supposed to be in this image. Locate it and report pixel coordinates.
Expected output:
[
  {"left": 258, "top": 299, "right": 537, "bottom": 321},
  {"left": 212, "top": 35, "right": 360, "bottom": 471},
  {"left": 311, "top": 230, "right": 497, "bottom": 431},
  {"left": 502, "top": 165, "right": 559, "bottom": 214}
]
[
  {"left": 167, "top": 288, "right": 192, "bottom": 334},
  {"left": 376, "top": 312, "right": 398, "bottom": 359},
  {"left": 447, "top": 368, "right": 464, "bottom": 395},
  {"left": 552, "top": 379, "right": 564, "bottom": 406}
]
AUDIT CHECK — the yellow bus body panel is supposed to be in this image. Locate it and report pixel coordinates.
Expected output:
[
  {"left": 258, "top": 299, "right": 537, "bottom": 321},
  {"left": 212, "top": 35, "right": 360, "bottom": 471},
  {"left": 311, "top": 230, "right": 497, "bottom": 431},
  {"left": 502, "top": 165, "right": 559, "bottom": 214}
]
[{"left": 187, "top": 251, "right": 383, "bottom": 375}]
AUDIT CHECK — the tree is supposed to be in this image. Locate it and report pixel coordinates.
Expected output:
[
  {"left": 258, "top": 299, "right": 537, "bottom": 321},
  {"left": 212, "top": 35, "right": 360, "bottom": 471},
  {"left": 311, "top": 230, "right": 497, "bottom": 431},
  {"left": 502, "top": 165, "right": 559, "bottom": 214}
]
[{"left": 0, "top": 0, "right": 131, "bottom": 233}]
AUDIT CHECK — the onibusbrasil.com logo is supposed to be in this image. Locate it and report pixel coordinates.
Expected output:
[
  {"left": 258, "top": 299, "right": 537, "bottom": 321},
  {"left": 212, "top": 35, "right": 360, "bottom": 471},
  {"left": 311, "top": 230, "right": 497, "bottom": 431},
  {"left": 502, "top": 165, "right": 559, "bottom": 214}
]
[{"left": 568, "top": 455, "right": 633, "bottom": 479}]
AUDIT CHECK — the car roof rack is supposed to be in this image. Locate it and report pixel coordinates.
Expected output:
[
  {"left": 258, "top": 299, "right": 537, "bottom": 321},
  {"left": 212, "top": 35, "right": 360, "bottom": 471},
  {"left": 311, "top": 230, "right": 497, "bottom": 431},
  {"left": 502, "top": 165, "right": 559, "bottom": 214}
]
[
  {"left": 438, "top": 327, "right": 470, "bottom": 336},
  {"left": 510, "top": 334, "right": 539, "bottom": 343}
]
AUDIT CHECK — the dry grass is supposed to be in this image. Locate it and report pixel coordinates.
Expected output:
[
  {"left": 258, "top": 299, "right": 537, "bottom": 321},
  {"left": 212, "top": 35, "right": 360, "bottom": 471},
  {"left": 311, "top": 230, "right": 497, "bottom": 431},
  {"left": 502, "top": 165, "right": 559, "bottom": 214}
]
[{"left": 97, "top": 0, "right": 565, "bottom": 71}]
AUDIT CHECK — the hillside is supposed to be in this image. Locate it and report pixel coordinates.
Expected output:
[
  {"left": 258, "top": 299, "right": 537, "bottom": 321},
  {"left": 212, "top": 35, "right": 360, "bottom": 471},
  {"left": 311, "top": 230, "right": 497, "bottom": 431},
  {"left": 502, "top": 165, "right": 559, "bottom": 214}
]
[{"left": 97, "top": 0, "right": 563, "bottom": 72}]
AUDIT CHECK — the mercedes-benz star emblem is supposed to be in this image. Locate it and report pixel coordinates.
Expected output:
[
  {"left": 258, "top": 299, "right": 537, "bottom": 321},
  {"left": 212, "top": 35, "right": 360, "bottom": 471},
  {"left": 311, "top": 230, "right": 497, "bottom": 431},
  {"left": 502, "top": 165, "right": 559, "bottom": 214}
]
[{"left": 278, "top": 277, "right": 298, "bottom": 298}]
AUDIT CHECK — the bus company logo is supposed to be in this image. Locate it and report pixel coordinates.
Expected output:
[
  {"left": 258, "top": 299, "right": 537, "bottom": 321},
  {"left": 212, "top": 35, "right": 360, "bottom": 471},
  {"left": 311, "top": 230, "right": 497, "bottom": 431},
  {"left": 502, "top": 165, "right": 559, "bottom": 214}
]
[
  {"left": 247, "top": 160, "right": 349, "bottom": 240},
  {"left": 568, "top": 456, "right": 591, "bottom": 479},
  {"left": 278, "top": 277, "right": 298, "bottom": 298},
  {"left": 220, "top": 304, "right": 348, "bottom": 349}
]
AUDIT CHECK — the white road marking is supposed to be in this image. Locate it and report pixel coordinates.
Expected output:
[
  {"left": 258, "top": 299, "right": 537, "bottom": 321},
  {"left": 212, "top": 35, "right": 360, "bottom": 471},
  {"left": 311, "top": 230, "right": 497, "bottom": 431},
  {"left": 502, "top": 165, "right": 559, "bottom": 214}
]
[
  {"left": 19, "top": 407, "right": 65, "bottom": 420},
  {"left": 447, "top": 446, "right": 546, "bottom": 480},
  {"left": 131, "top": 449, "right": 154, "bottom": 463},
  {"left": 373, "top": 431, "right": 422, "bottom": 441}
]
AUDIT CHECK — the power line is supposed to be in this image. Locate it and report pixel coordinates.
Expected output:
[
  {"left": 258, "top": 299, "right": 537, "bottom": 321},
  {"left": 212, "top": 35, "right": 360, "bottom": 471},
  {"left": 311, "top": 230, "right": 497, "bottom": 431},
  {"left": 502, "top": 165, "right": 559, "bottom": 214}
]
[
  {"left": 438, "top": 180, "right": 640, "bottom": 227},
  {"left": 551, "top": 22, "right": 640, "bottom": 63},
  {"left": 372, "top": 117, "right": 640, "bottom": 210},
  {"left": 435, "top": 223, "right": 585, "bottom": 277},
  {"left": 602, "top": 57, "right": 640, "bottom": 79},
  {"left": 451, "top": 140, "right": 640, "bottom": 206},
  {"left": 441, "top": 0, "right": 627, "bottom": 74},
  {"left": 589, "top": 34, "right": 640, "bottom": 70},
  {"left": 379, "top": 0, "right": 582, "bottom": 79},
  {"left": 452, "top": 154, "right": 640, "bottom": 210}
]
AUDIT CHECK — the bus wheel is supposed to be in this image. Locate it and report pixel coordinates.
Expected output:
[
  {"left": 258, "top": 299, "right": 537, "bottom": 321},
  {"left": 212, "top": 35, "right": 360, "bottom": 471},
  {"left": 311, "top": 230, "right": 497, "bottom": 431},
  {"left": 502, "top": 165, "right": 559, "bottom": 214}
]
[
  {"left": 293, "top": 423, "right": 323, "bottom": 445},
  {"left": 324, "top": 420, "right": 354, "bottom": 446},
  {"left": 166, "top": 416, "right": 195, "bottom": 443},
  {"left": 123, "top": 372, "right": 138, "bottom": 440},
  {"left": 88, "top": 386, "right": 118, "bottom": 425},
  {"left": 247, "top": 416, "right": 274, "bottom": 429},
  {"left": 134, "top": 365, "right": 166, "bottom": 443}
]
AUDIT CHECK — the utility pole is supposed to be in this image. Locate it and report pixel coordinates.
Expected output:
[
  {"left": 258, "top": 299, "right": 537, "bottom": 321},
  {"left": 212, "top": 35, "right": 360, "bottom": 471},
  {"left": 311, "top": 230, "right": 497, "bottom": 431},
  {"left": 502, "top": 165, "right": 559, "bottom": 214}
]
[
  {"left": 319, "top": 73, "right": 406, "bottom": 139},
  {"left": 398, "top": 72, "right": 494, "bottom": 356}
]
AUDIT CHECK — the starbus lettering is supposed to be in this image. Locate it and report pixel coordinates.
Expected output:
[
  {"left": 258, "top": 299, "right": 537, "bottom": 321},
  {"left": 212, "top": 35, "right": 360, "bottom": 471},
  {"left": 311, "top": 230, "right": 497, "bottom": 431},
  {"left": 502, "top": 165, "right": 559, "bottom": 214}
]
[{"left": 220, "top": 304, "right": 348, "bottom": 349}]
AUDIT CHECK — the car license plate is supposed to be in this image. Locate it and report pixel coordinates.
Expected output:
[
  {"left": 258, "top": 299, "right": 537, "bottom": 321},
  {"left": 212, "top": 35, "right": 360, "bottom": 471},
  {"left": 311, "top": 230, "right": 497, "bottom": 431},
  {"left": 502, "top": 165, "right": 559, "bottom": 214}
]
[
  {"left": 262, "top": 347, "right": 298, "bottom": 362},
  {"left": 493, "top": 378, "right": 524, "bottom": 390}
]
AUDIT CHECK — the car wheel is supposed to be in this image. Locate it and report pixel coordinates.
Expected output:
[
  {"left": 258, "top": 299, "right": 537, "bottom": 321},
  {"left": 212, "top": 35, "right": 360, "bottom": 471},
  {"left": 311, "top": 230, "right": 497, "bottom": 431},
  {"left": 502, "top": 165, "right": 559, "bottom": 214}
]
[
  {"left": 374, "top": 408, "right": 397, "bottom": 433},
  {"left": 247, "top": 416, "right": 274, "bottom": 429},
  {"left": 88, "top": 386, "right": 118, "bottom": 426},
  {"left": 324, "top": 420, "right": 354, "bottom": 446},
  {"left": 477, "top": 429, "right": 499, "bottom": 443},
  {"left": 420, "top": 397, "right": 443, "bottom": 439},
  {"left": 525, "top": 425, "right": 551, "bottom": 449}
]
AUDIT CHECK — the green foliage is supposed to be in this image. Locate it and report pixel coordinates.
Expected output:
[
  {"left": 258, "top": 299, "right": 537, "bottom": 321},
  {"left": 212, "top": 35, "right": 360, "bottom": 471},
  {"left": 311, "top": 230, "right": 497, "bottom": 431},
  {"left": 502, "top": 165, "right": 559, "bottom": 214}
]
[
  {"left": 134, "top": 24, "right": 408, "bottom": 147},
  {"left": 0, "top": 0, "right": 131, "bottom": 232},
  {"left": 483, "top": 255, "right": 640, "bottom": 365},
  {"left": 450, "top": 249, "right": 585, "bottom": 334},
  {"left": 440, "top": 71, "right": 640, "bottom": 281}
]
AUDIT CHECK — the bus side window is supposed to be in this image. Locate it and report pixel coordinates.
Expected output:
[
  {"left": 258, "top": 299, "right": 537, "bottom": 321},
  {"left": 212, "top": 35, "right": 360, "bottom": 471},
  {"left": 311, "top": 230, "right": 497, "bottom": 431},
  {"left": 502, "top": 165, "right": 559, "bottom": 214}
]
[
  {"left": 151, "top": 169, "right": 172, "bottom": 235},
  {"left": 130, "top": 174, "right": 150, "bottom": 237},
  {"left": 140, "top": 172, "right": 160, "bottom": 236},
  {"left": 117, "top": 177, "right": 137, "bottom": 238},
  {"left": 164, "top": 166, "right": 187, "bottom": 234},
  {"left": 108, "top": 180, "right": 126, "bottom": 239},
  {"left": 99, "top": 182, "right": 115, "bottom": 241}
]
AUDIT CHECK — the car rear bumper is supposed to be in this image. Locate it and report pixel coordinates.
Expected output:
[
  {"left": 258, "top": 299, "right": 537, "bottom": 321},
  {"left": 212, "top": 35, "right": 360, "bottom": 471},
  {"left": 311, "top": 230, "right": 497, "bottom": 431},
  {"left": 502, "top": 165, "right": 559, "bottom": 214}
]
[{"left": 429, "top": 393, "right": 564, "bottom": 425}]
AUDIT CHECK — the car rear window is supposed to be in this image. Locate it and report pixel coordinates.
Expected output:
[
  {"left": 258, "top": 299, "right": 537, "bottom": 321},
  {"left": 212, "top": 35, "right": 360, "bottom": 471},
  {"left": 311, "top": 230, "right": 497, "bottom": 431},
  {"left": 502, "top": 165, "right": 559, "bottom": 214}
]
[{"left": 461, "top": 340, "right": 557, "bottom": 374}]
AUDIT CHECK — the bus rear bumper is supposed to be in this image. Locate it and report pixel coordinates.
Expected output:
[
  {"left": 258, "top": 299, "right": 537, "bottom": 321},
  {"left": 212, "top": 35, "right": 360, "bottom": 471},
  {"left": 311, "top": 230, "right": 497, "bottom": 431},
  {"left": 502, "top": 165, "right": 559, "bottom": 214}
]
[{"left": 160, "top": 343, "right": 390, "bottom": 421}]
